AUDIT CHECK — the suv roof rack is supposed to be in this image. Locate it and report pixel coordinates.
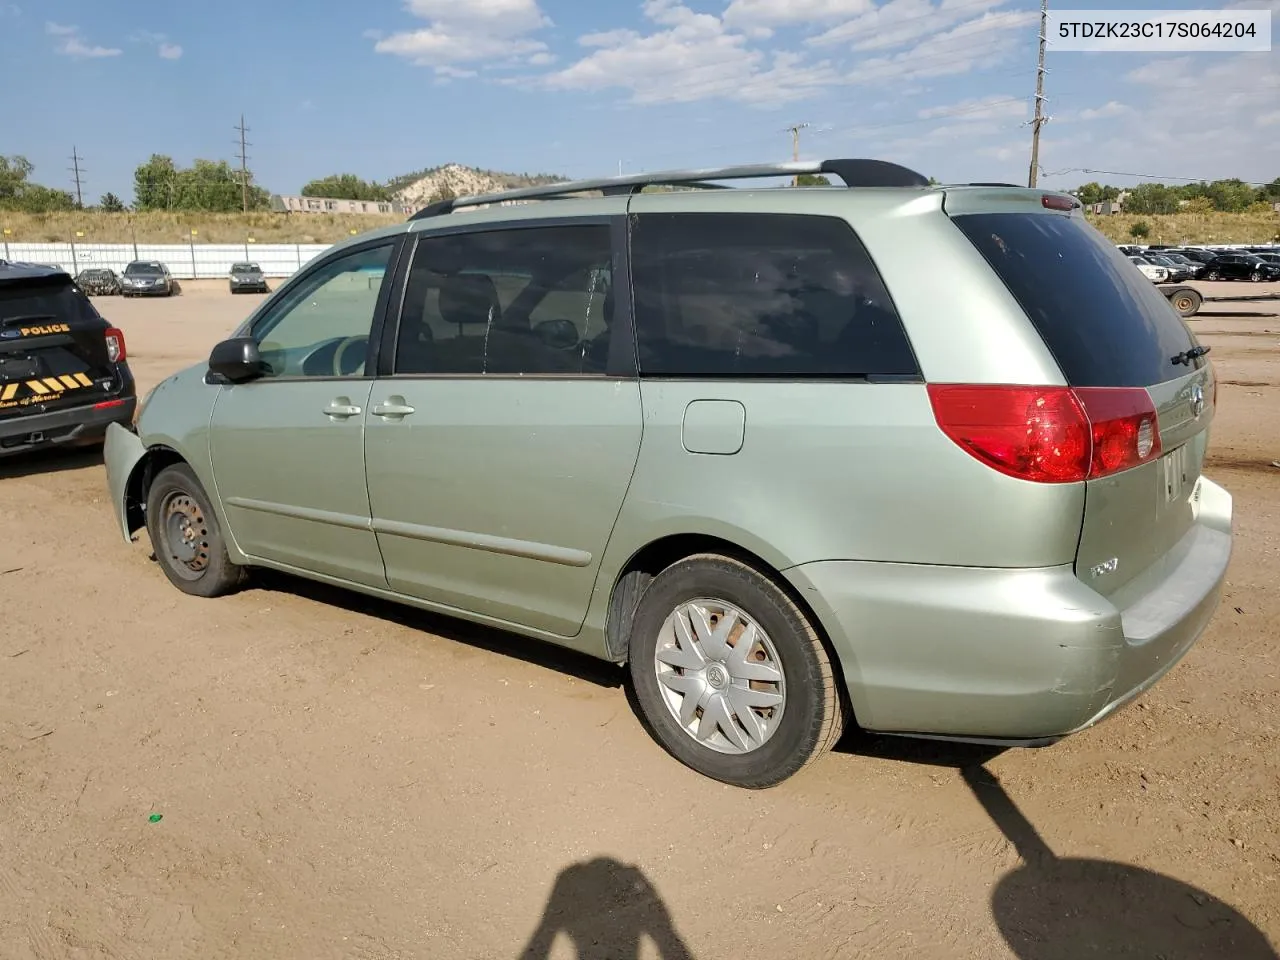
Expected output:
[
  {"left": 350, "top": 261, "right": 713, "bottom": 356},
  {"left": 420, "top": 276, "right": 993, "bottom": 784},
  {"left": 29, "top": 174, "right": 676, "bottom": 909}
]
[{"left": 408, "top": 158, "right": 931, "bottom": 221}]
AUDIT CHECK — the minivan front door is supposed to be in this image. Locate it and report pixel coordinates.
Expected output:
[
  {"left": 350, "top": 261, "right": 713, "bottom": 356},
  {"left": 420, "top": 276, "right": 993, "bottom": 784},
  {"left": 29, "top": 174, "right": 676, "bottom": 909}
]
[
  {"left": 363, "top": 218, "right": 642, "bottom": 637},
  {"left": 208, "top": 240, "right": 400, "bottom": 587}
]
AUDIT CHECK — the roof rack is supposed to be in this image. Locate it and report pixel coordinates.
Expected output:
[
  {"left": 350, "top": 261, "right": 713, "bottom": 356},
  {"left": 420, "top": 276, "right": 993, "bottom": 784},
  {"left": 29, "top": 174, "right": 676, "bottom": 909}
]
[{"left": 408, "top": 158, "right": 931, "bottom": 221}]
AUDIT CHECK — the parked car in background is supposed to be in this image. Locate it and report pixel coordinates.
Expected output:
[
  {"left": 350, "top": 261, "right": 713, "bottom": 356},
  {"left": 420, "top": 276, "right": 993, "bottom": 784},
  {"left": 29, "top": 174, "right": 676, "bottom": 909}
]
[
  {"left": 120, "top": 260, "right": 179, "bottom": 297},
  {"left": 101, "top": 159, "right": 1231, "bottom": 789},
  {"left": 228, "top": 262, "right": 269, "bottom": 295},
  {"left": 1251, "top": 252, "right": 1280, "bottom": 267},
  {"left": 1129, "top": 256, "right": 1169, "bottom": 282},
  {"left": 75, "top": 267, "right": 121, "bottom": 296},
  {"left": 1, "top": 260, "right": 136, "bottom": 458},
  {"left": 1154, "top": 252, "right": 1204, "bottom": 279},
  {"left": 1172, "top": 248, "right": 1221, "bottom": 265},
  {"left": 1142, "top": 254, "right": 1193, "bottom": 283},
  {"left": 1202, "top": 253, "right": 1280, "bottom": 282}
]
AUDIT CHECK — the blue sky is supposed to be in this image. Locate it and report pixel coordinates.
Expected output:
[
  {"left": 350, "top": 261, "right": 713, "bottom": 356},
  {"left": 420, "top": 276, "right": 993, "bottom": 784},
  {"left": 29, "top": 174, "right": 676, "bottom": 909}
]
[{"left": 1, "top": 0, "right": 1276, "bottom": 203}]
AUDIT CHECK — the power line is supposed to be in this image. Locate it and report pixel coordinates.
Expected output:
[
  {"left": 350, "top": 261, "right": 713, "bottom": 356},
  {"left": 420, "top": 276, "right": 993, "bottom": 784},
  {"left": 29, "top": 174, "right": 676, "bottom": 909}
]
[
  {"left": 234, "top": 113, "right": 251, "bottom": 213},
  {"left": 68, "top": 145, "right": 85, "bottom": 209},
  {"left": 1026, "top": 0, "right": 1049, "bottom": 187}
]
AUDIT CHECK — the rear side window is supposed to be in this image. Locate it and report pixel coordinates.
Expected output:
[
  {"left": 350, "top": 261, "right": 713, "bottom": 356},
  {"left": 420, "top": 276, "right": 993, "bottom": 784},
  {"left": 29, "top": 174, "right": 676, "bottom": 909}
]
[
  {"left": 0, "top": 277, "right": 100, "bottom": 325},
  {"left": 629, "top": 212, "right": 918, "bottom": 379},
  {"left": 951, "top": 213, "right": 1198, "bottom": 388}
]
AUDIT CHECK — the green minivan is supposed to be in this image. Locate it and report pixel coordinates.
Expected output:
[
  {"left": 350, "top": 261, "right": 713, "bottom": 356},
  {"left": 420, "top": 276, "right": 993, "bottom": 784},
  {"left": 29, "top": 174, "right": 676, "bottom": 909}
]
[{"left": 103, "top": 160, "right": 1232, "bottom": 788}]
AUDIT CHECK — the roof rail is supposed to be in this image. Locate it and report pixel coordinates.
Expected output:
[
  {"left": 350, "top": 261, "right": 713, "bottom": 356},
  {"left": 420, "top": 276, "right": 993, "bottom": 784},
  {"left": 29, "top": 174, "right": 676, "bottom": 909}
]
[{"left": 408, "top": 158, "right": 931, "bottom": 221}]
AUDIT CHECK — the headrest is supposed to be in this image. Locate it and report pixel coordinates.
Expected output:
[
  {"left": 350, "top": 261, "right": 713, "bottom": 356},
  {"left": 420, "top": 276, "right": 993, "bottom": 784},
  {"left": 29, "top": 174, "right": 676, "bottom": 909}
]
[{"left": 439, "top": 273, "right": 501, "bottom": 327}]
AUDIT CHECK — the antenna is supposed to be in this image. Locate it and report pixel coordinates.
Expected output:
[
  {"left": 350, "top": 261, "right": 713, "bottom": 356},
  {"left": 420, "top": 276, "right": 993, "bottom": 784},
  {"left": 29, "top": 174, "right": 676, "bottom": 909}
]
[
  {"left": 68, "top": 146, "right": 85, "bottom": 209},
  {"left": 1027, "top": 0, "right": 1050, "bottom": 187},
  {"left": 234, "top": 114, "right": 252, "bottom": 212}
]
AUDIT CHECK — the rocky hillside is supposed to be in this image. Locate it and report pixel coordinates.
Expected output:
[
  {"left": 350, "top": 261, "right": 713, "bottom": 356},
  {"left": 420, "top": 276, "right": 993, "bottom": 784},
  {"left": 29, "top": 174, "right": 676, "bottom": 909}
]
[{"left": 389, "top": 164, "right": 565, "bottom": 206}]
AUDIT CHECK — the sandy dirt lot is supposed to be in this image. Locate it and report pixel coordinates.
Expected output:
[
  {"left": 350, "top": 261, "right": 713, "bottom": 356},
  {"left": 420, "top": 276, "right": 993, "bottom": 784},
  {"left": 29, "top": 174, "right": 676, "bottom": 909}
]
[{"left": 2, "top": 281, "right": 1278, "bottom": 960}]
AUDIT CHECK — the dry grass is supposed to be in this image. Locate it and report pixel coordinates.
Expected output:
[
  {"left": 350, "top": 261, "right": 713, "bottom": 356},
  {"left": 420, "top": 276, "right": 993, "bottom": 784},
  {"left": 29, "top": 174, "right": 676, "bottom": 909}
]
[
  {"left": 3, "top": 207, "right": 1278, "bottom": 247},
  {"left": 1087, "top": 210, "right": 1280, "bottom": 245},
  {"left": 0, "top": 210, "right": 405, "bottom": 244}
]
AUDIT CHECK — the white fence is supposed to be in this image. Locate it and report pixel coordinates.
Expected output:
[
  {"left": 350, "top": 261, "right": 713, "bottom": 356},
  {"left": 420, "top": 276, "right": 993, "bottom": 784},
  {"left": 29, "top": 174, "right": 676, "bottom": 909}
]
[{"left": 0, "top": 241, "right": 334, "bottom": 279}]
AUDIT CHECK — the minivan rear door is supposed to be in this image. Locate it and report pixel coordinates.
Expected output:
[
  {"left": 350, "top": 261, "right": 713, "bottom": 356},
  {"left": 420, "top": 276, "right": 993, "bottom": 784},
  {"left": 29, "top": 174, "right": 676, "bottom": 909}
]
[
  {"left": 947, "top": 201, "right": 1214, "bottom": 602},
  {"left": 0, "top": 273, "right": 120, "bottom": 419}
]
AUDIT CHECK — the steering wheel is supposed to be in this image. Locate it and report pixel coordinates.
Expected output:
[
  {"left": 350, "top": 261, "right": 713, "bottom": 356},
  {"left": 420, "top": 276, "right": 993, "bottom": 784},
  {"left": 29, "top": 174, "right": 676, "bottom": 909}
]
[{"left": 331, "top": 336, "right": 368, "bottom": 377}]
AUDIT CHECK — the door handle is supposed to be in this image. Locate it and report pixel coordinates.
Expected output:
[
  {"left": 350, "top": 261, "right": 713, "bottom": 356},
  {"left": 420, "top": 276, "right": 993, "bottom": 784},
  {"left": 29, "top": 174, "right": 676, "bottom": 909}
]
[
  {"left": 324, "top": 397, "right": 362, "bottom": 420},
  {"left": 372, "top": 396, "right": 415, "bottom": 420}
]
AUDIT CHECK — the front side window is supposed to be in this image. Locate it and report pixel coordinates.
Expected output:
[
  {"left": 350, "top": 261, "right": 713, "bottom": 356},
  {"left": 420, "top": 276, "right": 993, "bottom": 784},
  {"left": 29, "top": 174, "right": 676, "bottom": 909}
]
[
  {"left": 248, "top": 242, "right": 394, "bottom": 379},
  {"left": 394, "top": 224, "right": 614, "bottom": 377},
  {"left": 629, "top": 212, "right": 918, "bottom": 379}
]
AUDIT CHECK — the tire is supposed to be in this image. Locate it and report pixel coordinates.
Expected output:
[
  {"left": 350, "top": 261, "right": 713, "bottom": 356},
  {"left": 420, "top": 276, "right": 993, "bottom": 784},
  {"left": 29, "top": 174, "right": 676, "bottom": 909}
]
[
  {"left": 1169, "top": 288, "right": 1202, "bottom": 317},
  {"left": 1205, "top": 270, "right": 1219, "bottom": 281},
  {"left": 144, "top": 463, "right": 247, "bottom": 598},
  {"left": 627, "top": 553, "right": 845, "bottom": 789}
]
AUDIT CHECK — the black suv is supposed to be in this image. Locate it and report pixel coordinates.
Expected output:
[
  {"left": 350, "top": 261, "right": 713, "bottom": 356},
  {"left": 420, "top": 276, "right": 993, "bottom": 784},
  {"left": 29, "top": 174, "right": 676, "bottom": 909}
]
[{"left": 1, "top": 261, "right": 136, "bottom": 458}]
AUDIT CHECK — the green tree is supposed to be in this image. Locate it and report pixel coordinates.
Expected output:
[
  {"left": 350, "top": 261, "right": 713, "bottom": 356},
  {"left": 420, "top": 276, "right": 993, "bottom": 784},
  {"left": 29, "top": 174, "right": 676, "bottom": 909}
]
[
  {"left": 1124, "top": 183, "right": 1181, "bottom": 215},
  {"left": 0, "top": 154, "right": 35, "bottom": 204},
  {"left": 132, "top": 154, "right": 269, "bottom": 212},
  {"left": 1204, "top": 178, "right": 1256, "bottom": 213},
  {"left": 99, "top": 192, "right": 125, "bottom": 212},
  {"left": 1076, "top": 181, "right": 1106, "bottom": 205},
  {"left": 300, "top": 173, "right": 392, "bottom": 201},
  {"left": 133, "top": 154, "right": 179, "bottom": 210},
  {"left": 1129, "top": 220, "right": 1151, "bottom": 239},
  {"left": 1182, "top": 196, "right": 1214, "bottom": 215},
  {"left": 1257, "top": 177, "right": 1280, "bottom": 203},
  {"left": 0, "top": 155, "right": 75, "bottom": 212}
]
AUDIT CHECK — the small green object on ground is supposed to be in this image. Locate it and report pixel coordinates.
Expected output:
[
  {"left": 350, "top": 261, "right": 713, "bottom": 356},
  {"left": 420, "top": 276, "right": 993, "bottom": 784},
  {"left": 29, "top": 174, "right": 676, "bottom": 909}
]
[{"left": 148, "top": 813, "right": 163, "bottom": 823}]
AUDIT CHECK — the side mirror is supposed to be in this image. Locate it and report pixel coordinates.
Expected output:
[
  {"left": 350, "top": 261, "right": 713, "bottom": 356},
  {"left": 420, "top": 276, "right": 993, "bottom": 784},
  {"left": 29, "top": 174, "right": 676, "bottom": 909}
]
[{"left": 208, "top": 336, "right": 268, "bottom": 383}]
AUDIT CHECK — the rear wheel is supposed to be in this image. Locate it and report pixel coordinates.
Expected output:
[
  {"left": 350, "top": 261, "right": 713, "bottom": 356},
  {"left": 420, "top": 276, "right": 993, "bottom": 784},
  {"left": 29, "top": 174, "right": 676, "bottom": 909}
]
[
  {"left": 144, "top": 463, "right": 246, "bottom": 598},
  {"left": 1169, "top": 288, "right": 1202, "bottom": 317},
  {"left": 627, "top": 554, "right": 845, "bottom": 789}
]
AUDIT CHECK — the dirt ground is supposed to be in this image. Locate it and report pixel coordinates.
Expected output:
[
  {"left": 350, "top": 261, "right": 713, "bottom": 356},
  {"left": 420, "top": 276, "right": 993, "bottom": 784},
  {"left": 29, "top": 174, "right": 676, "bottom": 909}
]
[{"left": 1, "top": 281, "right": 1278, "bottom": 960}]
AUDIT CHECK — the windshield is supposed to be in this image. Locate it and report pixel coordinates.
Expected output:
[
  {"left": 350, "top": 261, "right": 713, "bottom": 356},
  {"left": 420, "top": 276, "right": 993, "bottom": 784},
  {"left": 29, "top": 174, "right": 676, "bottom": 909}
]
[
  {"left": 1, "top": 277, "right": 100, "bottom": 324},
  {"left": 125, "top": 263, "right": 162, "bottom": 276},
  {"left": 231, "top": 263, "right": 260, "bottom": 272}
]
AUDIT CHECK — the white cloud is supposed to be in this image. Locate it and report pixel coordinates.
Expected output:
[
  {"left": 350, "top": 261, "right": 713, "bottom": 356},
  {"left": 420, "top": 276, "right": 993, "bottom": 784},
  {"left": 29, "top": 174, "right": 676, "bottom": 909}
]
[
  {"left": 1075, "top": 101, "right": 1130, "bottom": 121},
  {"left": 917, "top": 94, "right": 1027, "bottom": 122},
  {"left": 374, "top": 0, "right": 551, "bottom": 68},
  {"left": 47, "top": 23, "right": 122, "bottom": 58},
  {"left": 435, "top": 65, "right": 478, "bottom": 78},
  {"left": 158, "top": 42, "right": 182, "bottom": 60},
  {"left": 128, "top": 28, "right": 182, "bottom": 59},
  {"left": 721, "top": 0, "right": 872, "bottom": 27},
  {"left": 527, "top": 51, "right": 557, "bottom": 66},
  {"left": 810, "top": 0, "right": 1015, "bottom": 52},
  {"left": 541, "top": 0, "right": 839, "bottom": 106}
]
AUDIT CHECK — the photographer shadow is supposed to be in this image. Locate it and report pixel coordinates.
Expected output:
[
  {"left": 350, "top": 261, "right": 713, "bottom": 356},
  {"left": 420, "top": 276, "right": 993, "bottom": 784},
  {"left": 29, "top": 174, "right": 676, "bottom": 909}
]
[
  {"left": 964, "top": 766, "right": 1278, "bottom": 960},
  {"left": 518, "top": 857, "right": 693, "bottom": 960}
]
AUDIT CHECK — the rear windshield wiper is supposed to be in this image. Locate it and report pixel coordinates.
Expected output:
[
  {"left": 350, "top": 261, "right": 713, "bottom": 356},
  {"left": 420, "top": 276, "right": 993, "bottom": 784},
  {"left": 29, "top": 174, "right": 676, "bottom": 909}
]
[
  {"left": 0, "top": 313, "right": 57, "bottom": 327},
  {"left": 1171, "top": 345, "right": 1210, "bottom": 366}
]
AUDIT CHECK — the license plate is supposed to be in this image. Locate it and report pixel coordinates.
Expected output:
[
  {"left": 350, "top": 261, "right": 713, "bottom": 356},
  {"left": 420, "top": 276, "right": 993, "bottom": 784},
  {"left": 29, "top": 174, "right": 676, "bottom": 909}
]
[
  {"left": 0, "top": 357, "right": 39, "bottom": 380},
  {"left": 1162, "top": 443, "right": 1191, "bottom": 504}
]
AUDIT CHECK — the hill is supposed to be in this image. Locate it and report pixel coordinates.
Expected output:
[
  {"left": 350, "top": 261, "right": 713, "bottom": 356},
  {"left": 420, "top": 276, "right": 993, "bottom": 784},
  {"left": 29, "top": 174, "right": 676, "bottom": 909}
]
[{"left": 387, "top": 163, "right": 566, "bottom": 206}]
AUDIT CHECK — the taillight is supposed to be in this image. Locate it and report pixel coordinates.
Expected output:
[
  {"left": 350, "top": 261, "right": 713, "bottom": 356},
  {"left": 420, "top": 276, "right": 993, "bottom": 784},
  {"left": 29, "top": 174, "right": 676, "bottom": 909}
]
[
  {"left": 927, "top": 384, "right": 1161, "bottom": 484},
  {"left": 104, "top": 327, "right": 126, "bottom": 363}
]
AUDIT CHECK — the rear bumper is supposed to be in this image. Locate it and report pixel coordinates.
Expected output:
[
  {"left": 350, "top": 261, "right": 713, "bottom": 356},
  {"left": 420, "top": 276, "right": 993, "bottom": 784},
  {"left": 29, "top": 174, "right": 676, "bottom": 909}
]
[
  {"left": 0, "top": 393, "right": 137, "bottom": 458},
  {"left": 784, "top": 475, "right": 1233, "bottom": 742}
]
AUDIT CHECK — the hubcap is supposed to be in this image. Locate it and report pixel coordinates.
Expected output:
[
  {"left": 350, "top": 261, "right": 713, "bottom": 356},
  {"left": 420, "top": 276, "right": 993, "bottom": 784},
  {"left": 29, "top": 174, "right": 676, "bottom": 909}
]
[
  {"left": 162, "top": 493, "right": 210, "bottom": 577},
  {"left": 653, "top": 599, "right": 786, "bottom": 755}
]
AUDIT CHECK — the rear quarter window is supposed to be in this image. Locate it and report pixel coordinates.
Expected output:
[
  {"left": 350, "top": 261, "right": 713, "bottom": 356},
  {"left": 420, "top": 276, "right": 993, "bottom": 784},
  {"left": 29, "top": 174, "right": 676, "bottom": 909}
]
[
  {"left": 629, "top": 212, "right": 919, "bottom": 379},
  {"left": 951, "top": 212, "right": 1198, "bottom": 388}
]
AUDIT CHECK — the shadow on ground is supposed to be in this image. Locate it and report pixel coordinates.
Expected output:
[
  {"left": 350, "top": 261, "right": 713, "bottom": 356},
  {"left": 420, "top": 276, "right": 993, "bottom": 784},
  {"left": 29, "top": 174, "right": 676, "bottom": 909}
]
[
  {"left": 0, "top": 444, "right": 103, "bottom": 479},
  {"left": 965, "top": 765, "right": 1279, "bottom": 960},
  {"left": 518, "top": 857, "right": 693, "bottom": 960}
]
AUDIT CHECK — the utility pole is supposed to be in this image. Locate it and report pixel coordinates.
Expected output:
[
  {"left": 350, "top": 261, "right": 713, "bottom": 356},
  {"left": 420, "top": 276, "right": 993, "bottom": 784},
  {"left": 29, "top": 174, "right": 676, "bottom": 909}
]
[
  {"left": 68, "top": 146, "right": 85, "bottom": 208},
  {"left": 785, "top": 122, "right": 809, "bottom": 186},
  {"left": 234, "top": 114, "right": 251, "bottom": 212},
  {"left": 1027, "top": 0, "right": 1049, "bottom": 187}
]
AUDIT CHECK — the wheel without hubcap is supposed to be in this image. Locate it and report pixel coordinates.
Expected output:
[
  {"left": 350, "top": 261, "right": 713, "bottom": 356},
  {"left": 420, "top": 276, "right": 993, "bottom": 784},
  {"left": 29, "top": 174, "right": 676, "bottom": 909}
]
[{"left": 144, "top": 462, "right": 247, "bottom": 598}]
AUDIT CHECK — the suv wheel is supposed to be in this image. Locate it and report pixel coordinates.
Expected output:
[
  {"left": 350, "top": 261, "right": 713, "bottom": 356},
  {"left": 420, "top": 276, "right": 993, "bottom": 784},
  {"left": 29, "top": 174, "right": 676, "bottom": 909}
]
[
  {"left": 145, "top": 463, "right": 247, "bottom": 598},
  {"left": 627, "top": 554, "right": 845, "bottom": 788}
]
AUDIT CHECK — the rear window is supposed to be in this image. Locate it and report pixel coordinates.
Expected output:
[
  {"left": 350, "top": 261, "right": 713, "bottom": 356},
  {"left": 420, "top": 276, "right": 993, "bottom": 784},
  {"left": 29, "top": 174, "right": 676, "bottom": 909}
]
[
  {"left": 0, "top": 277, "right": 100, "bottom": 325},
  {"left": 630, "top": 212, "right": 919, "bottom": 379},
  {"left": 952, "top": 212, "right": 1198, "bottom": 388}
]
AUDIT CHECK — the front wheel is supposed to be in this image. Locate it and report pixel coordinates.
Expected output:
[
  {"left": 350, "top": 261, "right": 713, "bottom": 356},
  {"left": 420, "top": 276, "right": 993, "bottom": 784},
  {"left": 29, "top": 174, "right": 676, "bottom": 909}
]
[
  {"left": 144, "top": 463, "right": 247, "bottom": 598},
  {"left": 627, "top": 554, "right": 846, "bottom": 789}
]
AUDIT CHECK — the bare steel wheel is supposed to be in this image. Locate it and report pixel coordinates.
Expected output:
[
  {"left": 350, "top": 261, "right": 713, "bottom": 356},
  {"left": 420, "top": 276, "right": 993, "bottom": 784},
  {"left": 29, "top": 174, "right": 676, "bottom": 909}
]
[
  {"left": 654, "top": 599, "right": 786, "bottom": 754},
  {"left": 144, "top": 462, "right": 247, "bottom": 598},
  {"left": 161, "top": 492, "right": 212, "bottom": 577},
  {"left": 628, "top": 554, "right": 846, "bottom": 789}
]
